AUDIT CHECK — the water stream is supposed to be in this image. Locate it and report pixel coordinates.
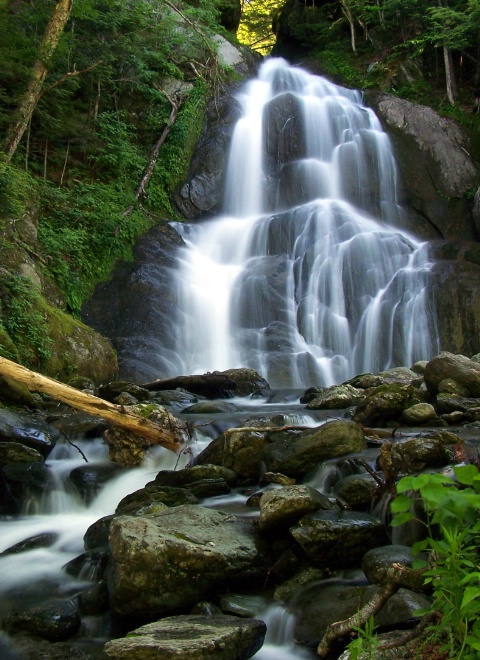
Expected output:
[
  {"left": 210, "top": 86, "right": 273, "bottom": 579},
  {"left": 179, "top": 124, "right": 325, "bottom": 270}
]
[{"left": 169, "top": 58, "right": 438, "bottom": 387}]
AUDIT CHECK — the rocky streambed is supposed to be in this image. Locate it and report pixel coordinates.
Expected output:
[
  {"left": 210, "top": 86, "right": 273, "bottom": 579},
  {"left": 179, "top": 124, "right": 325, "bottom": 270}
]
[{"left": 1, "top": 351, "right": 480, "bottom": 659}]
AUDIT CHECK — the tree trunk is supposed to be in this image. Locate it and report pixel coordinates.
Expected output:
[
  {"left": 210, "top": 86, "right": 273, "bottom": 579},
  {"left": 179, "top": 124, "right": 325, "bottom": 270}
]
[
  {"left": 443, "top": 44, "right": 457, "bottom": 105},
  {"left": 340, "top": 0, "right": 356, "bottom": 53},
  {"left": 3, "top": 0, "right": 74, "bottom": 161},
  {"left": 0, "top": 357, "right": 185, "bottom": 453}
]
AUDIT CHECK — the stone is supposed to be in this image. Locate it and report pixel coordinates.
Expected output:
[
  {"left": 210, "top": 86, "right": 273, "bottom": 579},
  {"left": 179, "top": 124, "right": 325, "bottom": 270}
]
[
  {"left": 362, "top": 545, "right": 424, "bottom": 591},
  {"left": 115, "top": 485, "right": 198, "bottom": 515},
  {"left": 401, "top": 402, "right": 437, "bottom": 425},
  {"left": 0, "top": 441, "right": 44, "bottom": 465},
  {"left": 305, "top": 384, "right": 365, "bottom": 410},
  {"left": 261, "top": 420, "right": 366, "bottom": 478},
  {"left": 334, "top": 473, "right": 380, "bottom": 508},
  {"left": 424, "top": 352, "right": 480, "bottom": 396},
  {"left": 108, "top": 505, "right": 267, "bottom": 617},
  {"left": 0, "top": 409, "right": 59, "bottom": 457},
  {"left": 195, "top": 429, "right": 269, "bottom": 480},
  {"left": 290, "top": 510, "right": 388, "bottom": 568},
  {"left": 353, "top": 384, "right": 419, "bottom": 427},
  {"left": 259, "top": 485, "right": 333, "bottom": 531},
  {"left": 3, "top": 598, "right": 81, "bottom": 642},
  {"left": 103, "top": 615, "right": 266, "bottom": 660}
]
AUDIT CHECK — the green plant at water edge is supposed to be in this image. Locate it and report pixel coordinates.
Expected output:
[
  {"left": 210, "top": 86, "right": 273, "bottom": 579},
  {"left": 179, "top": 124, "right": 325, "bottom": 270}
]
[
  {"left": 0, "top": 275, "right": 53, "bottom": 367},
  {"left": 347, "top": 615, "right": 379, "bottom": 660},
  {"left": 390, "top": 465, "right": 480, "bottom": 659}
]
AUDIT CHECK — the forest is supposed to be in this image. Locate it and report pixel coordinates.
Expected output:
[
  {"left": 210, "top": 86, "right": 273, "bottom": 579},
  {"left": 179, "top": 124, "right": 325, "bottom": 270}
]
[{"left": 0, "top": 0, "right": 479, "bottom": 369}]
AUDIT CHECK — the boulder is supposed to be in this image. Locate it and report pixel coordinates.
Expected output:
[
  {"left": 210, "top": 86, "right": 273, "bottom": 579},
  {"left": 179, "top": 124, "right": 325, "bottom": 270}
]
[
  {"left": 115, "top": 485, "right": 199, "bottom": 515},
  {"left": 194, "top": 429, "right": 269, "bottom": 481},
  {"left": 258, "top": 485, "right": 333, "bottom": 531},
  {"left": 353, "top": 384, "right": 419, "bottom": 427},
  {"left": 378, "top": 435, "right": 456, "bottom": 474},
  {"left": 424, "top": 352, "right": 480, "bottom": 396},
  {"left": 0, "top": 441, "right": 43, "bottom": 465},
  {"left": 366, "top": 91, "right": 479, "bottom": 240},
  {"left": 334, "top": 473, "right": 380, "bottom": 508},
  {"left": 261, "top": 420, "right": 366, "bottom": 478},
  {"left": 3, "top": 598, "right": 81, "bottom": 642},
  {"left": 290, "top": 510, "right": 388, "bottom": 568},
  {"left": 0, "top": 409, "right": 59, "bottom": 457},
  {"left": 362, "top": 545, "right": 425, "bottom": 591},
  {"left": 305, "top": 384, "right": 365, "bottom": 410},
  {"left": 107, "top": 505, "right": 268, "bottom": 617},
  {"left": 401, "top": 402, "right": 438, "bottom": 425},
  {"left": 103, "top": 614, "right": 266, "bottom": 660},
  {"left": 294, "top": 583, "right": 431, "bottom": 646}
]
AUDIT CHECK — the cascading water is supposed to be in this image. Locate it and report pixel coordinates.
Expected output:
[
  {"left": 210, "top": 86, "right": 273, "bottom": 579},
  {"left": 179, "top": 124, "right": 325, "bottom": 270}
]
[{"left": 171, "top": 58, "right": 438, "bottom": 387}]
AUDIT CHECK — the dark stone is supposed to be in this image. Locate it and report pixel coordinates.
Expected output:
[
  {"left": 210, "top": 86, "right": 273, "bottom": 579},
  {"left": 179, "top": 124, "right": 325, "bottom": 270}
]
[
  {"left": 69, "top": 464, "right": 123, "bottom": 504},
  {"left": 83, "top": 515, "right": 113, "bottom": 551},
  {"left": 4, "top": 598, "right": 81, "bottom": 642},
  {"left": 0, "top": 409, "right": 59, "bottom": 457},
  {"left": 0, "top": 533, "right": 58, "bottom": 557}
]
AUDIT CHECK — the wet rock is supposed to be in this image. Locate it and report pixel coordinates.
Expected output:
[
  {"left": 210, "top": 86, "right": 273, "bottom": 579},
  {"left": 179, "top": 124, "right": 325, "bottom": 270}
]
[
  {"left": 3, "top": 598, "right": 81, "bottom": 642},
  {"left": 0, "top": 409, "right": 59, "bottom": 457},
  {"left": 69, "top": 464, "right": 122, "bottom": 504},
  {"left": 182, "top": 401, "right": 242, "bottom": 414},
  {"left": 194, "top": 429, "right": 269, "bottom": 481},
  {"left": 0, "top": 532, "right": 58, "bottom": 557},
  {"left": 424, "top": 352, "right": 480, "bottom": 396},
  {"left": 295, "top": 583, "right": 431, "bottom": 646},
  {"left": 380, "top": 435, "right": 456, "bottom": 473},
  {"left": 2, "top": 636, "right": 92, "bottom": 660},
  {"left": 353, "top": 384, "right": 419, "bottom": 427},
  {"left": 152, "top": 464, "right": 237, "bottom": 490},
  {"left": 76, "top": 580, "right": 109, "bottom": 616},
  {"left": 64, "top": 549, "right": 108, "bottom": 581},
  {"left": 305, "top": 384, "right": 365, "bottom": 410},
  {"left": 273, "top": 566, "right": 327, "bottom": 602},
  {"left": 108, "top": 505, "right": 268, "bottom": 617},
  {"left": 438, "top": 377, "right": 472, "bottom": 396},
  {"left": 98, "top": 381, "right": 151, "bottom": 402},
  {"left": 0, "top": 441, "right": 44, "bottom": 465},
  {"left": 103, "top": 403, "right": 186, "bottom": 466},
  {"left": 401, "top": 402, "right": 438, "bottom": 425},
  {"left": 149, "top": 388, "right": 201, "bottom": 407},
  {"left": 435, "top": 392, "right": 480, "bottom": 418},
  {"left": 290, "top": 510, "right": 388, "bottom": 568},
  {"left": 218, "top": 593, "right": 268, "bottom": 618},
  {"left": 84, "top": 515, "right": 113, "bottom": 551},
  {"left": 362, "top": 545, "right": 425, "bottom": 591},
  {"left": 2, "top": 462, "right": 52, "bottom": 511},
  {"left": 259, "top": 485, "right": 333, "bottom": 531},
  {"left": 103, "top": 614, "right": 266, "bottom": 660},
  {"left": 0, "top": 376, "right": 37, "bottom": 407},
  {"left": 115, "top": 485, "right": 198, "bottom": 515},
  {"left": 334, "top": 473, "right": 380, "bottom": 508},
  {"left": 261, "top": 420, "right": 366, "bottom": 478},
  {"left": 143, "top": 369, "right": 270, "bottom": 400}
]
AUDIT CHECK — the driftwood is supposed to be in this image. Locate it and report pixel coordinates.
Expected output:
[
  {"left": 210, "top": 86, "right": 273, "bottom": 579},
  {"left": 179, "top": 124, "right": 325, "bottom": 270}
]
[{"left": 0, "top": 357, "right": 184, "bottom": 453}]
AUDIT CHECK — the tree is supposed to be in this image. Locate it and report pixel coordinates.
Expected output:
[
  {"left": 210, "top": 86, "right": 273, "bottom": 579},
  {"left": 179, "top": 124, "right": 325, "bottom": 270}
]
[
  {"left": 237, "top": 0, "right": 284, "bottom": 54},
  {"left": 3, "top": 0, "right": 73, "bottom": 161}
]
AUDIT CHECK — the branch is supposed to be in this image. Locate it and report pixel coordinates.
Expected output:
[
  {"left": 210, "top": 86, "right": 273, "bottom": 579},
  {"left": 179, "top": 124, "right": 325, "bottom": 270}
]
[
  {"left": 316, "top": 582, "right": 400, "bottom": 657},
  {"left": 40, "top": 61, "right": 103, "bottom": 98}
]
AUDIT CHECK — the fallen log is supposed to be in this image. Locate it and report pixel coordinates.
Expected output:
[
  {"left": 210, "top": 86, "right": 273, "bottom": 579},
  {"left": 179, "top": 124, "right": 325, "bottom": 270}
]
[{"left": 0, "top": 357, "right": 184, "bottom": 453}]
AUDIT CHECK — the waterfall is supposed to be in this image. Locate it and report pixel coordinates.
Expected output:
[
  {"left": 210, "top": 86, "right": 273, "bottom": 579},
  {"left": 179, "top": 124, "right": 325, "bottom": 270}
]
[{"left": 170, "top": 58, "right": 438, "bottom": 388}]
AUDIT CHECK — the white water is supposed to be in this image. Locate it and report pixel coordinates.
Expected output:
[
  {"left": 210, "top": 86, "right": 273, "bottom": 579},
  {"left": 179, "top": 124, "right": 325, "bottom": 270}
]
[{"left": 171, "top": 58, "right": 438, "bottom": 388}]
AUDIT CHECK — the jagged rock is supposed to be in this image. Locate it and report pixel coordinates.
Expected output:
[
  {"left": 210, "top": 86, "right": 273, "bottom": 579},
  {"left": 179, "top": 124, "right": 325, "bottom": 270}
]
[
  {"left": 103, "top": 614, "right": 266, "bottom": 660},
  {"left": 258, "top": 485, "right": 333, "bottom": 531},
  {"left": 3, "top": 598, "right": 81, "bottom": 642},
  {"left": 424, "top": 352, "right": 480, "bottom": 396},
  {"left": 290, "top": 510, "right": 388, "bottom": 568},
  {"left": 261, "top": 420, "right": 366, "bottom": 478},
  {"left": 107, "top": 505, "right": 268, "bottom": 617}
]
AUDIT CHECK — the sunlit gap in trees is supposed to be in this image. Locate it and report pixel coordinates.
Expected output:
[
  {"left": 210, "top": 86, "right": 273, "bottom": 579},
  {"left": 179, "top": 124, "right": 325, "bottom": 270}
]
[{"left": 237, "top": 0, "right": 284, "bottom": 55}]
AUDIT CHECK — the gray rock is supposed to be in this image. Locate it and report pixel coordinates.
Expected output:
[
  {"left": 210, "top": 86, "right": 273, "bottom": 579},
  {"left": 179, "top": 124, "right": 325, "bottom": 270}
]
[
  {"left": 290, "top": 510, "right": 388, "bottom": 568},
  {"left": 261, "top": 420, "right": 366, "bottom": 478},
  {"left": 0, "top": 441, "right": 44, "bottom": 465},
  {"left": 334, "top": 473, "right": 380, "bottom": 508},
  {"left": 306, "top": 384, "right": 365, "bottom": 410},
  {"left": 108, "top": 505, "right": 267, "bottom": 617},
  {"left": 259, "top": 485, "right": 333, "bottom": 531},
  {"left": 195, "top": 429, "right": 269, "bottom": 480},
  {"left": 3, "top": 598, "right": 81, "bottom": 642},
  {"left": 103, "top": 614, "right": 266, "bottom": 660},
  {"left": 362, "top": 545, "right": 424, "bottom": 591},
  {"left": 0, "top": 409, "right": 59, "bottom": 457},
  {"left": 401, "top": 402, "right": 438, "bottom": 425},
  {"left": 425, "top": 352, "right": 480, "bottom": 396}
]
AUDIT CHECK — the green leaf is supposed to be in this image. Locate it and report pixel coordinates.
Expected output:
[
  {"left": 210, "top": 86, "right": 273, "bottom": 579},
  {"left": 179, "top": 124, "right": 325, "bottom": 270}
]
[{"left": 390, "top": 494, "right": 413, "bottom": 513}]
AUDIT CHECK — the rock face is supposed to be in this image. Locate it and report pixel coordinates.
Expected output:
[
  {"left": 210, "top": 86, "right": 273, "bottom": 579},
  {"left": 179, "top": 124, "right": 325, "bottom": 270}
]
[
  {"left": 107, "top": 505, "right": 267, "bottom": 618},
  {"left": 366, "top": 91, "right": 479, "bottom": 240},
  {"left": 104, "top": 614, "right": 266, "bottom": 660}
]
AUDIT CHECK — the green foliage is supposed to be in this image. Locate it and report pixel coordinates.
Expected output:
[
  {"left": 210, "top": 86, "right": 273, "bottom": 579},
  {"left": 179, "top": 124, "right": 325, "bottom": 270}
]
[
  {"left": 390, "top": 466, "right": 480, "bottom": 658},
  {"left": 347, "top": 615, "right": 379, "bottom": 660},
  {"left": 237, "top": 0, "right": 284, "bottom": 54},
  {"left": 0, "top": 161, "right": 36, "bottom": 218},
  {"left": 0, "top": 275, "right": 53, "bottom": 367}
]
